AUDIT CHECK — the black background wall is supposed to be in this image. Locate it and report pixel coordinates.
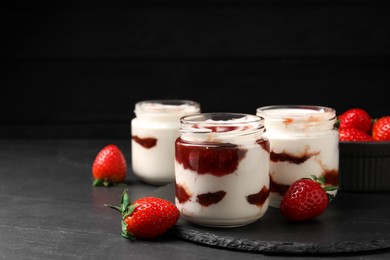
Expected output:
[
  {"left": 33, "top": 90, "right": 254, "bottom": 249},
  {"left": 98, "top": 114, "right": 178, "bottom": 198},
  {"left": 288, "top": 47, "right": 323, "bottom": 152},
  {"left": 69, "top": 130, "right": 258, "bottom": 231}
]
[{"left": 1, "top": 0, "right": 390, "bottom": 139}]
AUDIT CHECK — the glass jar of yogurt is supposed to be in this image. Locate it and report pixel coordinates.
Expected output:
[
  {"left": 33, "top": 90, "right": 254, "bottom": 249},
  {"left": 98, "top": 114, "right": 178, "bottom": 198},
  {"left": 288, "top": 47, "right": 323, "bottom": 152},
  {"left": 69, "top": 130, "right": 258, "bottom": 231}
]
[
  {"left": 256, "top": 105, "right": 339, "bottom": 208},
  {"left": 175, "top": 113, "right": 270, "bottom": 227},
  {"left": 131, "top": 99, "right": 201, "bottom": 185}
]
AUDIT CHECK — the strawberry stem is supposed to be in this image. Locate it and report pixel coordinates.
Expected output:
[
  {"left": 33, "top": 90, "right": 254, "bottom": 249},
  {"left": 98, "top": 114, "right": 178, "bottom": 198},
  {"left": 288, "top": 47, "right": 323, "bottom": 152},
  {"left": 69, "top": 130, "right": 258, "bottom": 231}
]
[
  {"left": 104, "top": 189, "right": 138, "bottom": 240},
  {"left": 104, "top": 204, "right": 122, "bottom": 212},
  {"left": 120, "top": 189, "right": 130, "bottom": 212}
]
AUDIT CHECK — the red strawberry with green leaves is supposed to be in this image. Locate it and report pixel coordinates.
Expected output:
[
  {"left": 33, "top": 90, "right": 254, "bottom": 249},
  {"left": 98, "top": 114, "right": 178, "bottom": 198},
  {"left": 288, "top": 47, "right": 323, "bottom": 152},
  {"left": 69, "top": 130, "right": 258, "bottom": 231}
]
[
  {"left": 92, "top": 144, "right": 127, "bottom": 187},
  {"left": 338, "top": 127, "right": 373, "bottom": 142},
  {"left": 280, "top": 175, "right": 338, "bottom": 222},
  {"left": 372, "top": 116, "right": 390, "bottom": 141},
  {"left": 105, "top": 190, "right": 180, "bottom": 240},
  {"left": 338, "top": 108, "right": 372, "bottom": 134}
]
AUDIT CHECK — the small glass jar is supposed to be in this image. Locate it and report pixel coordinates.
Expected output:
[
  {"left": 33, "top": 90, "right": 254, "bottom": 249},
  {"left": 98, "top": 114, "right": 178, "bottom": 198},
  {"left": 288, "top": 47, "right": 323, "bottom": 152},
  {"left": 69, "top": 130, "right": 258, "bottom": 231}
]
[
  {"left": 131, "top": 99, "right": 200, "bottom": 185},
  {"left": 256, "top": 105, "right": 339, "bottom": 208},
  {"left": 175, "top": 113, "right": 270, "bottom": 227}
]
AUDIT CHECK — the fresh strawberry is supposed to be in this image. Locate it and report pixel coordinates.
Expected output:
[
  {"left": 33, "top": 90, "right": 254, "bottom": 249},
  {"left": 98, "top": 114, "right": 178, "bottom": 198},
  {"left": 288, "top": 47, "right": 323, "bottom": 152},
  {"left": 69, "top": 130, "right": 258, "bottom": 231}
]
[
  {"left": 92, "top": 144, "right": 127, "bottom": 187},
  {"left": 338, "top": 108, "right": 372, "bottom": 134},
  {"left": 338, "top": 127, "right": 373, "bottom": 142},
  {"left": 105, "top": 190, "right": 180, "bottom": 240},
  {"left": 280, "top": 175, "right": 337, "bottom": 222},
  {"left": 372, "top": 116, "right": 390, "bottom": 141}
]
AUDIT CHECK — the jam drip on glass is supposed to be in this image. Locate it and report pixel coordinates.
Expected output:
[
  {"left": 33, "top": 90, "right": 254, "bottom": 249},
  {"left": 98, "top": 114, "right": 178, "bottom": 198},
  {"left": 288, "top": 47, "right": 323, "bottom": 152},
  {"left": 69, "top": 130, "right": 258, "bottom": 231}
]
[
  {"left": 246, "top": 186, "right": 269, "bottom": 206},
  {"left": 322, "top": 169, "right": 339, "bottom": 186},
  {"left": 270, "top": 150, "right": 319, "bottom": 164},
  {"left": 257, "top": 139, "right": 270, "bottom": 153},
  {"left": 197, "top": 191, "right": 227, "bottom": 207},
  {"left": 176, "top": 183, "right": 191, "bottom": 203},
  {"left": 269, "top": 176, "right": 290, "bottom": 196},
  {"left": 132, "top": 135, "right": 157, "bottom": 149}
]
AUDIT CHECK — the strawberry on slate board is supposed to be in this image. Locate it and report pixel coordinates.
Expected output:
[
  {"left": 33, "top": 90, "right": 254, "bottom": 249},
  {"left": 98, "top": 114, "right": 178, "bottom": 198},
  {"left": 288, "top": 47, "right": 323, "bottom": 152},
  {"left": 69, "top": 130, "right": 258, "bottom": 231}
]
[
  {"left": 372, "top": 116, "right": 390, "bottom": 141},
  {"left": 338, "top": 108, "right": 372, "bottom": 134},
  {"left": 105, "top": 190, "right": 180, "bottom": 240},
  {"left": 280, "top": 175, "right": 338, "bottom": 222},
  {"left": 338, "top": 127, "right": 374, "bottom": 142},
  {"left": 92, "top": 144, "right": 127, "bottom": 187}
]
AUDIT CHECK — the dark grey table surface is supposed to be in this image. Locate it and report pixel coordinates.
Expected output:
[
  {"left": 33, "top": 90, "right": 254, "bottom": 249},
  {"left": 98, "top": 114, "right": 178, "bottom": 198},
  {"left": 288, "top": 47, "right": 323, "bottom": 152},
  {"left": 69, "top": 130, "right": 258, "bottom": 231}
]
[{"left": 1, "top": 139, "right": 389, "bottom": 260}]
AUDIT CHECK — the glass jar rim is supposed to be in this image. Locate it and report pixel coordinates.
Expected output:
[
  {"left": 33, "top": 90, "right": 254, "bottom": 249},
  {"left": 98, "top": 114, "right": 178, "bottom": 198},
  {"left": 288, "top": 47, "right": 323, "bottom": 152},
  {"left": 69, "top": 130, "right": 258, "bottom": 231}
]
[
  {"left": 135, "top": 99, "right": 200, "bottom": 114},
  {"left": 256, "top": 105, "right": 336, "bottom": 120},
  {"left": 180, "top": 112, "right": 264, "bottom": 134}
]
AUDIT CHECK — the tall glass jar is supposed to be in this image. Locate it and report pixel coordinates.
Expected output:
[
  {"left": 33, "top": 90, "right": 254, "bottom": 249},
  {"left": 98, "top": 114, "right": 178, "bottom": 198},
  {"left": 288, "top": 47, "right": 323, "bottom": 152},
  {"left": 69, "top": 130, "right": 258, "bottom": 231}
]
[
  {"left": 131, "top": 99, "right": 200, "bottom": 185},
  {"left": 256, "top": 105, "right": 339, "bottom": 208},
  {"left": 175, "top": 113, "right": 270, "bottom": 227}
]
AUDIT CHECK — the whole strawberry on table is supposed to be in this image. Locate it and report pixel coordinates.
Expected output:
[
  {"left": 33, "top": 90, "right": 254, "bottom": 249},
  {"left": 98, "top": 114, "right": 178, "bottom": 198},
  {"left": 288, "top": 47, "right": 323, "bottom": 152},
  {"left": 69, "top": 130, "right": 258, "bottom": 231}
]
[
  {"left": 92, "top": 144, "right": 127, "bottom": 187},
  {"left": 105, "top": 190, "right": 180, "bottom": 240}
]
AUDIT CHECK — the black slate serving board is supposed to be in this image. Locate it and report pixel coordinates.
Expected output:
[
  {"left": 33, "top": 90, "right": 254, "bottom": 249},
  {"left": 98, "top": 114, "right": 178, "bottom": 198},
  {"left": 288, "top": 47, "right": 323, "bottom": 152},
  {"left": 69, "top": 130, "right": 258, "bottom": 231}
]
[{"left": 152, "top": 183, "right": 390, "bottom": 254}]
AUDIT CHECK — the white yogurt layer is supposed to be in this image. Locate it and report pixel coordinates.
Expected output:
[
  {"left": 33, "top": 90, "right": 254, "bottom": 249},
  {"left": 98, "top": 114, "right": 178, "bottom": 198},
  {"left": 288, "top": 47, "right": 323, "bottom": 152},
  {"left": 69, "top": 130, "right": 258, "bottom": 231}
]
[
  {"left": 131, "top": 100, "right": 200, "bottom": 185},
  {"left": 131, "top": 122, "right": 179, "bottom": 184},
  {"left": 135, "top": 100, "right": 200, "bottom": 120},
  {"left": 180, "top": 115, "right": 263, "bottom": 144}
]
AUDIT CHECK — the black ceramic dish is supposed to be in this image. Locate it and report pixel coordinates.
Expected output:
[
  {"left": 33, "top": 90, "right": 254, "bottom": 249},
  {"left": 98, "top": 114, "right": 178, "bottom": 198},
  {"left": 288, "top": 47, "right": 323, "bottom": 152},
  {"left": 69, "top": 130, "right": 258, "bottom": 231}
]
[{"left": 339, "top": 141, "right": 390, "bottom": 192}]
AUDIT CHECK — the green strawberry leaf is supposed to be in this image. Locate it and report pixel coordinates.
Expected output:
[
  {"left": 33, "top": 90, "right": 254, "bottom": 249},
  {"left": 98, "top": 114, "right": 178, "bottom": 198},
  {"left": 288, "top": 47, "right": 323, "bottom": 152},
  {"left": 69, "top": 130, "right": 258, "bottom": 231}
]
[
  {"left": 317, "top": 176, "right": 325, "bottom": 185},
  {"left": 334, "top": 119, "right": 340, "bottom": 129},
  {"left": 121, "top": 219, "right": 135, "bottom": 240},
  {"left": 121, "top": 189, "right": 131, "bottom": 213},
  {"left": 123, "top": 204, "right": 138, "bottom": 219},
  {"left": 327, "top": 193, "right": 336, "bottom": 202},
  {"left": 104, "top": 204, "right": 122, "bottom": 212},
  {"left": 92, "top": 179, "right": 105, "bottom": 187},
  {"left": 324, "top": 185, "right": 338, "bottom": 192},
  {"left": 104, "top": 189, "right": 138, "bottom": 240},
  {"left": 103, "top": 180, "right": 113, "bottom": 187},
  {"left": 92, "top": 179, "right": 127, "bottom": 187}
]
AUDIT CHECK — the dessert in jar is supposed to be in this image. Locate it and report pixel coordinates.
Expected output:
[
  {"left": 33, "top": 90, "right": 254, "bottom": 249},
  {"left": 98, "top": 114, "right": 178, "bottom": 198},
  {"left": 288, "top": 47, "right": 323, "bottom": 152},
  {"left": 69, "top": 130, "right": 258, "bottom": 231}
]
[
  {"left": 175, "top": 113, "right": 270, "bottom": 227},
  {"left": 256, "top": 105, "right": 339, "bottom": 208},
  {"left": 131, "top": 99, "right": 201, "bottom": 185}
]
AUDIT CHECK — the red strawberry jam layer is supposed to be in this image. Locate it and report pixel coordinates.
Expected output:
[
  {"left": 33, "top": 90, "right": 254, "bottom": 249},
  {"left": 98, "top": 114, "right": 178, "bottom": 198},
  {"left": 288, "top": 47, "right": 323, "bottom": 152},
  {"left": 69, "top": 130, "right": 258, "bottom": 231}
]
[
  {"left": 175, "top": 138, "right": 248, "bottom": 176},
  {"left": 270, "top": 150, "right": 319, "bottom": 164},
  {"left": 175, "top": 184, "right": 269, "bottom": 207},
  {"left": 132, "top": 135, "right": 157, "bottom": 149},
  {"left": 246, "top": 186, "right": 269, "bottom": 207}
]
